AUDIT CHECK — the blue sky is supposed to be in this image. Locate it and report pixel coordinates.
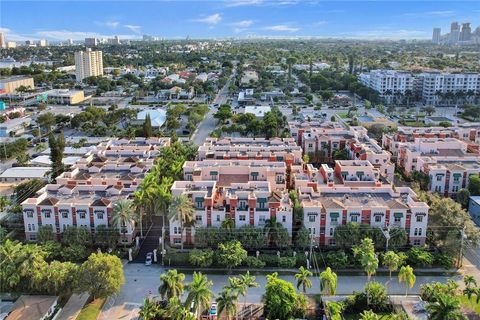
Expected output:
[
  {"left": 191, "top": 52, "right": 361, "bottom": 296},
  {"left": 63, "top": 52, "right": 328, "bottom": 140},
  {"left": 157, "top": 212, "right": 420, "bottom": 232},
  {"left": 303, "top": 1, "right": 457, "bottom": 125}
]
[{"left": 1, "top": 0, "right": 479, "bottom": 41}]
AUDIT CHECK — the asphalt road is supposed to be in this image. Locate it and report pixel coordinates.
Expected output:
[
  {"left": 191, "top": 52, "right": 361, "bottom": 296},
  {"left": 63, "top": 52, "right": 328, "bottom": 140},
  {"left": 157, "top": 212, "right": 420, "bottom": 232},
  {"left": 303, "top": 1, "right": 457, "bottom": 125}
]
[{"left": 99, "top": 263, "right": 460, "bottom": 320}]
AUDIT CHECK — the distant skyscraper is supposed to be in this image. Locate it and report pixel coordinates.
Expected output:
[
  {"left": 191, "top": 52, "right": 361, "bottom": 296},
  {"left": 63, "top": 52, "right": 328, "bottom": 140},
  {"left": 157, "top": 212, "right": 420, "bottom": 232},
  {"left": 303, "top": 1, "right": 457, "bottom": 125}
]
[
  {"left": 38, "top": 39, "right": 48, "bottom": 47},
  {"left": 432, "top": 28, "right": 441, "bottom": 44},
  {"left": 67, "top": 39, "right": 74, "bottom": 45},
  {"left": 84, "top": 37, "right": 99, "bottom": 47},
  {"left": 108, "top": 36, "right": 121, "bottom": 45},
  {"left": 450, "top": 22, "right": 460, "bottom": 44},
  {"left": 0, "top": 32, "right": 5, "bottom": 48},
  {"left": 460, "top": 23, "right": 472, "bottom": 41},
  {"left": 74, "top": 48, "right": 103, "bottom": 82}
]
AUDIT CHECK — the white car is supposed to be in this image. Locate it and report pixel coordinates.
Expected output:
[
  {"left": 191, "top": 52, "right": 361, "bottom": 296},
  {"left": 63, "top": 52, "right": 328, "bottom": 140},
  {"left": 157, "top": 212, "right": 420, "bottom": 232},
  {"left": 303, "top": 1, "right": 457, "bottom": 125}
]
[{"left": 145, "top": 252, "right": 153, "bottom": 266}]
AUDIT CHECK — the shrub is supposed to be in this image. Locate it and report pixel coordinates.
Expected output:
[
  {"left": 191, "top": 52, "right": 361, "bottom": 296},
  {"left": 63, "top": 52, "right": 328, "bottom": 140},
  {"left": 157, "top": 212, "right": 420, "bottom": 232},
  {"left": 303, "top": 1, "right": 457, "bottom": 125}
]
[
  {"left": 243, "top": 256, "right": 266, "bottom": 268},
  {"left": 420, "top": 280, "right": 459, "bottom": 303},
  {"left": 325, "top": 251, "right": 349, "bottom": 269},
  {"left": 434, "top": 253, "right": 455, "bottom": 269},
  {"left": 259, "top": 254, "right": 279, "bottom": 267},
  {"left": 61, "top": 244, "right": 90, "bottom": 262},
  {"left": 295, "top": 254, "right": 307, "bottom": 268},
  {"left": 189, "top": 249, "right": 214, "bottom": 268},
  {"left": 364, "top": 281, "right": 389, "bottom": 312},
  {"left": 164, "top": 251, "right": 189, "bottom": 266},
  {"left": 278, "top": 256, "right": 296, "bottom": 268},
  {"left": 407, "top": 247, "right": 434, "bottom": 267}
]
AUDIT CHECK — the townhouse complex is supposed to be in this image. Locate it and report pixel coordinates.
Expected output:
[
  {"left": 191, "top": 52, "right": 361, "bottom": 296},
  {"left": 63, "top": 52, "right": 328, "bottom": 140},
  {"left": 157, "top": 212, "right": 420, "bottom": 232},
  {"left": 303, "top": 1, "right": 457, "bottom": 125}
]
[
  {"left": 289, "top": 121, "right": 395, "bottom": 181},
  {"left": 383, "top": 125, "right": 480, "bottom": 196},
  {"left": 359, "top": 70, "right": 480, "bottom": 106},
  {"left": 170, "top": 132, "right": 427, "bottom": 247},
  {"left": 21, "top": 138, "right": 171, "bottom": 242}
]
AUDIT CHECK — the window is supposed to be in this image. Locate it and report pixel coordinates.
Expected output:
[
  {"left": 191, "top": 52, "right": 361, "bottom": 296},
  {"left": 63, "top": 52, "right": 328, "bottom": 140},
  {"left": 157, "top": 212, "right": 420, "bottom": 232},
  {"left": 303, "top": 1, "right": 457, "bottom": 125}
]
[
  {"left": 239, "top": 215, "right": 246, "bottom": 221},
  {"left": 44, "top": 211, "right": 51, "bottom": 218},
  {"left": 25, "top": 211, "right": 34, "bottom": 218},
  {"left": 418, "top": 228, "right": 422, "bottom": 236},
  {"left": 259, "top": 215, "right": 266, "bottom": 223},
  {"left": 308, "top": 215, "right": 316, "bottom": 222},
  {"left": 436, "top": 175, "right": 443, "bottom": 181},
  {"left": 216, "top": 215, "right": 220, "bottom": 222},
  {"left": 375, "top": 215, "right": 382, "bottom": 223},
  {"left": 416, "top": 215, "right": 423, "bottom": 222},
  {"left": 239, "top": 201, "right": 246, "bottom": 210},
  {"left": 394, "top": 216, "right": 401, "bottom": 223},
  {"left": 414, "top": 228, "right": 418, "bottom": 236},
  {"left": 173, "top": 227, "right": 179, "bottom": 234},
  {"left": 196, "top": 200, "right": 203, "bottom": 209},
  {"left": 195, "top": 215, "right": 202, "bottom": 222},
  {"left": 258, "top": 201, "right": 265, "bottom": 209},
  {"left": 413, "top": 239, "right": 421, "bottom": 246},
  {"left": 329, "top": 239, "right": 336, "bottom": 246},
  {"left": 62, "top": 212, "right": 68, "bottom": 219},
  {"left": 350, "top": 215, "right": 358, "bottom": 222},
  {"left": 79, "top": 212, "right": 86, "bottom": 219},
  {"left": 174, "top": 238, "right": 182, "bottom": 244},
  {"left": 97, "top": 212, "right": 104, "bottom": 219},
  {"left": 331, "top": 217, "right": 338, "bottom": 223},
  {"left": 308, "top": 227, "right": 316, "bottom": 235},
  {"left": 32, "top": 224, "right": 35, "bottom": 231},
  {"left": 282, "top": 215, "right": 286, "bottom": 223},
  {"left": 329, "top": 228, "right": 334, "bottom": 236},
  {"left": 29, "top": 234, "right": 37, "bottom": 241},
  {"left": 308, "top": 143, "right": 313, "bottom": 148},
  {"left": 28, "top": 224, "right": 32, "bottom": 231}
]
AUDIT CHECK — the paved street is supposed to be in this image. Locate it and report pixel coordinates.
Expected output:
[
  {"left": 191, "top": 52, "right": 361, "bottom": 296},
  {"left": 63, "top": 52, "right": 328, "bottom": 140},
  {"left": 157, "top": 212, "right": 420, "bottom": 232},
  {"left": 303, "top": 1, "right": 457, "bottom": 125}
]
[{"left": 99, "top": 263, "right": 460, "bottom": 320}]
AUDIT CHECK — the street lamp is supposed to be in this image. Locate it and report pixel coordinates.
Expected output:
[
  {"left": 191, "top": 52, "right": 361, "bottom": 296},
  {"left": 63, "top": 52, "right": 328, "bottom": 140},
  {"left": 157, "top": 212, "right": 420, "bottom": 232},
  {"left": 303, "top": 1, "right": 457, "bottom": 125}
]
[{"left": 382, "top": 226, "right": 391, "bottom": 251}]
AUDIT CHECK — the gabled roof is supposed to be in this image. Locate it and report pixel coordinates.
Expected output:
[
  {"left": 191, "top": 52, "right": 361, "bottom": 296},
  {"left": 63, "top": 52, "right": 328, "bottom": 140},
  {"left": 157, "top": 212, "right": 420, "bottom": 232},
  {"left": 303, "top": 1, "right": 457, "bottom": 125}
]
[
  {"left": 39, "top": 197, "right": 59, "bottom": 206},
  {"left": 91, "top": 198, "right": 111, "bottom": 207},
  {"left": 386, "top": 199, "right": 409, "bottom": 210},
  {"left": 322, "top": 198, "right": 345, "bottom": 209}
]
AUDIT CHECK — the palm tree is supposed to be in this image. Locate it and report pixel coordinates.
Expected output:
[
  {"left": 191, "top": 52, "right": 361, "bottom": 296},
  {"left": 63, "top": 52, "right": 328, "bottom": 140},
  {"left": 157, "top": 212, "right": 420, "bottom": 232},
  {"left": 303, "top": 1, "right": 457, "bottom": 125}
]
[
  {"left": 464, "top": 275, "right": 477, "bottom": 289},
  {"left": 168, "top": 195, "right": 195, "bottom": 250},
  {"left": 382, "top": 251, "right": 401, "bottom": 280},
  {"left": 221, "top": 217, "right": 235, "bottom": 230},
  {"left": 295, "top": 266, "right": 313, "bottom": 293},
  {"left": 139, "top": 298, "right": 165, "bottom": 320},
  {"left": 398, "top": 265, "right": 416, "bottom": 296},
  {"left": 325, "top": 301, "right": 344, "bottom": 320},
  {"left": 111, "top": 199, "right": 137, "bottom": 246},
  {"left": 264, "top": 217, "right": 283, "bottom": 247},
  {"left": 166, "top": 296, "right": 196, "bottom": 320},
  {"left": 236, "top": 271, "right": 258, "bottom": 313},
  {"left": 217, "top": 287, "right": 238, "bottom": 320},
  {"left": 320, "top": 267, "right": 338, "bottom": 296},
  {"left": 159, "top": 269, "right": 185, "bottom": 300},
  {"left": 0, "top": 195, "right": 11, "bottom": 212},
  {"left": 360, "top": 310, "right": 380, "bottom": 320},
  {"left": 185, "top": 272, "right": 213, "bottom": 319},
  {"left": 426, "top": 294, "right": 466, "bottom": 320}
]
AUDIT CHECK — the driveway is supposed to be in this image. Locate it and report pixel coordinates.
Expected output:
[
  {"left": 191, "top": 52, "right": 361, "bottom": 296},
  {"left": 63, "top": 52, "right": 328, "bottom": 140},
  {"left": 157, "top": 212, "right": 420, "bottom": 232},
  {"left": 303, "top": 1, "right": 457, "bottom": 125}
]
[{"left": 99, "top": 263, "right": 460, "bottom": 320}]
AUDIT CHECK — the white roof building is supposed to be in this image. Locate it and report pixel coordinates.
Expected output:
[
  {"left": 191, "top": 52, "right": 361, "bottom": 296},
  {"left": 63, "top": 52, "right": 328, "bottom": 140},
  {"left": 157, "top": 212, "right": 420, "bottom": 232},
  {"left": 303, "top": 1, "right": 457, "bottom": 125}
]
[
  {"left": 0, "top": 167, "right": 50, "bottom": 182},
  {"left": 136, "top": 109, "right": 167, "bottom": 128},
  {"left": 244, "top": 106, "right": 271, "bottom": 118}
]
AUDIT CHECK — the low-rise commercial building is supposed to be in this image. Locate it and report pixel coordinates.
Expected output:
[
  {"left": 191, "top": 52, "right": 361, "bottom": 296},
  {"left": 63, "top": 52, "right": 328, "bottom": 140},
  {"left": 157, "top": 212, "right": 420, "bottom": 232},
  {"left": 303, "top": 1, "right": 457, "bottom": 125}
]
[
  {"left": 0, "top": 167, "right": 50, "bottom": 183},
  {"left": 0, "top": 76, "right": 34, "bottom": 94},
  {"left": 42, "top": 89, "right": 89, "bottom": 105}
]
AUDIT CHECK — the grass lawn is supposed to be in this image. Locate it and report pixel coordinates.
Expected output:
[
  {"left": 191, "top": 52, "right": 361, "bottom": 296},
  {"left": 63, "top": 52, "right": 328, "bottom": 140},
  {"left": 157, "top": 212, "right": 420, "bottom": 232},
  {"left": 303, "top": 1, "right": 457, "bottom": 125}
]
[
  {"left": 460, "top": 295, "right": 480, "bottom": 314},
  {"left": 77, "top": 298, "right": 106, "bottom": 320},
  {"left": 401, "top": 121, "right": 427, "bottom": 127},
  {"left": 338, "top": 112, "right": 349, "bottom": 119},
  {"left": 344, "top": 313, "right": 395, "bottom": 319}
]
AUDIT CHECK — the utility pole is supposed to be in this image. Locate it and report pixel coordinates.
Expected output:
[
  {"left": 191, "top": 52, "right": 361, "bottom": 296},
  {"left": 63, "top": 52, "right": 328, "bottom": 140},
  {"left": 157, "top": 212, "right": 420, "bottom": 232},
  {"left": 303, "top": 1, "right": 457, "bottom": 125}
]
[
  {"left": 161, "top": 225, "right": 165, "bottom": 266},
  {"left": 382, "top": 226, "right": 391, "bottom": 252},
  {"left": 459, "top": 225, "right": 466, "bottom": 268},
  {"left": 308, "top": 232, "right": 314, "bottom": 269}
]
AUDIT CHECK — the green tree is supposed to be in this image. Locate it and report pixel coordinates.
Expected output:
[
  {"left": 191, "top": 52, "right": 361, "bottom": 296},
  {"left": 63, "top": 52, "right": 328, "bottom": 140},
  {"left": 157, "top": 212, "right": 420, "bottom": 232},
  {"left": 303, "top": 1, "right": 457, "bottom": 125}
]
[
  {"left": 237, "top": 271, "right": 259, "bottom": 311},
  {"left": 295, "top": 266, "right": 313, "bottom": 293},
  {"left": 185, "top": 272, "right": 213, "bottom": 319},
  {"left": 217, "top": 287, "right": 238, "bottom": 320},
  {"left": 353, "top": 238, "right": 379, "bottom": 283},
  {"left": 159, "top": 269, "right": 185, "bottom": 300},
  {"left": 398, "top": 265, "right": 416, "bottom": 296},
  {"left": 325, "top": 301, "right": 344, "bottom": 320},
  {"left": 168, "top": 195, "right": 195, "bottom": 250},
  {"left": 0, "top": 195, "right": 11, "bottom": 211},
  {"left": 214, "top": 105, "right": 232, "bottom": 124},
  {"left": 468, "top": 175, "right": 480, "bottom": 196},
  {"left": 143, "top": 113, "right": 153, "bottom": 137},
  {"left": 166, "top": 296, "right": 196, "bottom": 320},
  {"left": 37, "top": 112, "right": 56, "bottom": 132},
  {"left": 382, "top": 251, "right": 402, "bottom": 279},
  {"left": 286, "top": 57, "right": 297, "bottom": 82},
  {"left": 364, "top": 281, "right": 389, "bottom": 311},
  {"left": 320, "top": 267, "right": 338, "bottom": 296},
  {"left": 111, "top": 199, "right": 137, "bottom": 246},
  {"left": 360, "top": 310, "right": 380, "bottom": 320},
  {"left": 139, "top": 298, "right": 165, "bottom": 320},
  {"left": 40, "top": 261, "right": 79, "bottom": 295},
  {"left": 425, "top": 294, "right": 466, "bottom": 320},
  {"left": 264, "top": 217, "right": 289, "bottom": 248},
  {"left": 457, "top": 188, "right": 471, "bottom": 208},
  {"left": 37, "top": 225, "right": 55, "bottom": 243},
  {"left": 264, "top": 272, "right": 298, "bottom": 320},
  {"left": 189, "top": 249, "right": 214, "bottom": 268},
  {"left": 217, "top": 240, "right": 247, "bottom": 270},
  {"left": 78, "top": 253, "right": 125, "bottom": 299}
]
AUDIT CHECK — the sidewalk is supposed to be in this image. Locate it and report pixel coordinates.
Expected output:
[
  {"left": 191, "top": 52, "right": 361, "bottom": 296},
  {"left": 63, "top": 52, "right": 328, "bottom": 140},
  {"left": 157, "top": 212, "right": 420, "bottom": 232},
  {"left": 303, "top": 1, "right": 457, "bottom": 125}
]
[{"left": 55, "top": 293, "right": 89, "bottom": 320}]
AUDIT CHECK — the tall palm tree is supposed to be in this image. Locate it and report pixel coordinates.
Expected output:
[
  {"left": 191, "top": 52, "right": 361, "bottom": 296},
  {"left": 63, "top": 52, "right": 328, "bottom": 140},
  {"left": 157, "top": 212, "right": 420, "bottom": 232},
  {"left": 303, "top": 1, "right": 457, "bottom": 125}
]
[
  {"left": 159, "top": 269, "right": 185, "bottom": 300},
  {"left": 360, "top": 310, "right": 380, "bottom": 320},
  {"left": 166, "top": 296, "right": 196, "bottom": 320},
  {"left": 185, "top": 272, "right": 213, "bottom": 319},
  {"left": 217, "top": 287, "right": 238, "bottom": 320},
  {"left": 168, "top": 195, "right": 195, "bottom": 250},
  {"left": 464, "top": 275, "right": 477, "bottom": 289},
  {"left": 382, "top": 251, "right": 401, "bottom": 280},
  {"left": 139, "top": 298, "right": 165, "bottom": 320},
  {"left": 264, "top": 217, "right": 283, "bottom": 247},
  {"left": 237, "top": 271, "right": 259, "bottom": 313},
  {"left": 111, "top": 199, "right": 137, "bottom": 246},
  {"left": 295, "top": 266, "right": 313, "bottom": 293},
  {"left": 426, "top": 294, "right": 466, "bottom": 320},
  {"left": 320, "top": 267, "right": 338, "bottom": 296},
  {"left": 398, "top": 265, "right": 416, "bottom": 297}
]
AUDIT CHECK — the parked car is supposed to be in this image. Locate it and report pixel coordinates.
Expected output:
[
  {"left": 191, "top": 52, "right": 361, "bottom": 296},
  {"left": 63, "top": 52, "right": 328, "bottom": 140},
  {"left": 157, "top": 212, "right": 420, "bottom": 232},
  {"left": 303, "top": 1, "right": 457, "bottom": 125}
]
[
  {"left": 145, "top": 252, "right": 153, "bottom": 266},
  {"left": 209, "top": 303, "right": 217, "bottom": 318}
]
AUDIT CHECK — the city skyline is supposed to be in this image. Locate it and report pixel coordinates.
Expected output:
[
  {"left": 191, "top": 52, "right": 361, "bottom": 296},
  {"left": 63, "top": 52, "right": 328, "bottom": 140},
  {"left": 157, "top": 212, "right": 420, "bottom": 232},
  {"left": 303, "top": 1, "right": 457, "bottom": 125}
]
[{"left": 1, "top": 0, "right": 480, "bottom": 41}]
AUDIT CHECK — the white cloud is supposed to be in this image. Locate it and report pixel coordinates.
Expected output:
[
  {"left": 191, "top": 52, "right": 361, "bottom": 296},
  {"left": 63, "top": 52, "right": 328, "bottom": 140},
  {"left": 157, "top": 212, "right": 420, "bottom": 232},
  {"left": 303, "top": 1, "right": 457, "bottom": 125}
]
[
  {"left": 403, "top": 10, "right": 455, "bottom": 18},
  {"left": 314, "top": 20, "right": 328, "bottom": 26},
  {"left": 194, "top": 14, "right": 222, "bottom": 25},
  {"left": 225, "top": 0, "right": 263, "bottom": 7},
  {"left": 125, "top": 25, "right": 141, "bottom": 33},
  {"left": 343, "top": 29, "right": 429, "bottom": 40},
  {"left": 264, "top": 25, "right": 299, "bottom": 32},
  {"left": 105, "top": 21, "right": 120, "bottom": 29},
  {"left": 231, "top": 20, "right": 254, "bottom": 28}
]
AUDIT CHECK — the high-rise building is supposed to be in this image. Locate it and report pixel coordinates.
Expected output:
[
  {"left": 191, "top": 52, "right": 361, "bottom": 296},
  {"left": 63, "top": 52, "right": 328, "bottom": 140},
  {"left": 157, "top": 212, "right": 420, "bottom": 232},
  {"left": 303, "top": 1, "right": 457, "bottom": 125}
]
[
  {"left": 432, "top": 28, "right": 441, "bottom": 44},
  {"left": 84, "top": 37, "right": 99, "bottom": 47},
  {"left": 74, "top": 48, "right": 103, "bottom": 82},
  {"left": 0, "top": 32, "right": 5, "bottom": 48},
  {"left": 6, "top": 41, "right": 17, "bottom": 49},
  {"left": 67, "top": 39, "right": 74, "bottom": 45},
  {"left": 107, "top": 36, "right": 121, "bottom": 45},
  {"left": 450, "top": 22, "right": 460, "bottom": 44},
  {"left": 460, "top": 23, "right": 472, "bottom": 41},
  {"left": 38, "top": 39, "right": 48, "bottom": 47}
]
